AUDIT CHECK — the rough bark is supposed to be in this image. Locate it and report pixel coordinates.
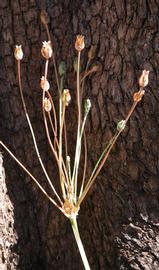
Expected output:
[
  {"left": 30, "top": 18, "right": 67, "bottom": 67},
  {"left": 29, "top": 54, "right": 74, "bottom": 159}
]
[{"left": 0, "top": 0, "right": 159, "bottom": 269}]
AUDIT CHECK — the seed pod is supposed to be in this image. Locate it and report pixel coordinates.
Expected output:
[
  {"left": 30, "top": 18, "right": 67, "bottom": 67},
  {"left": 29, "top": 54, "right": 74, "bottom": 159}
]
[
  {"left": 84, "top": 99, "right": 91, "bottom": 115},
  {"left": 40, "top": 76, "right": 50, "bottom": 91},
  {"left": 62, "top": 89, "right": 71, "bottom": 106},
  {"left": 75, "top": 35, "right": 85, "bottom": 52},
  {"left": 117, "top": 120, "right": 126, "bottom": 132},
  {"left": 43, "top": 97, "right": 52, "bottom": 112},
  {"left": 41, "top": 41, "right": 52, "bottom": 59},
  {"left": 139, "top": 70, "right": 149, "bottom": 88},
  {"left": 14, "top": 45, "right": 23, "bottom": 61}
]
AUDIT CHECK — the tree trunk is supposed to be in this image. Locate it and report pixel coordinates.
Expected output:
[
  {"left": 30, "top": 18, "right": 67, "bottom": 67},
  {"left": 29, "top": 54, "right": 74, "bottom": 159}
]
[{"left": 0, "top": 0, "right": 159, "bottom": 269}]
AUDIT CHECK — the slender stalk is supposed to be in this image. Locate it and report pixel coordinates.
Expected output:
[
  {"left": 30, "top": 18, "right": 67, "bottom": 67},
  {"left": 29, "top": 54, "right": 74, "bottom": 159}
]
[
  {"left": 0, "top": 141, "right": 63, "bottom": 212},
  {"left": 70, "top": 217, "right": 91, "bottom": 270},
  {"left": 46, "top": 91, "right": 58, "bottom": 149},
  {"left": 79, "top": 130, "right": 87, "bottom": 198},
  {"left": 64, "top": 119, "right": 68, "bottom": 166},
  {"left": 17, "top": 60, "right": 62, "bottom": 205},
  {"left": 72, "top": 51, "right": 81, "bottom": 200},
  {"left": 43, "top": 108, "right": 70, "bottom": 190},
  {"left": 77, "top": 100, "right": 139, "bottom": 207},
  {"left": 77, "top": 132, "right": 120, "bottom": 207},
  {"left": 59, "top": 77, "right": 64, "bottom": 196},
  {"left": 44, "top": 23, "right": 60, "bottom": 93}
]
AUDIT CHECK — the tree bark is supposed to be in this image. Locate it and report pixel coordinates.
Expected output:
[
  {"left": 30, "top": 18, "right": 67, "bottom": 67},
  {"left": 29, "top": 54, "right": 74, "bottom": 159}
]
[{"left": 0, "top": 0, "right": 159, "bottom": 269}]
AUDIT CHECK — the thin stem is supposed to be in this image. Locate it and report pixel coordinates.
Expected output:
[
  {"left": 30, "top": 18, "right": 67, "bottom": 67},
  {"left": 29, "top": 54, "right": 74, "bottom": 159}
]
[
  {"left": 43, "top": 108, "right": 69, "bottom": 189},
  {"left": 79, "top": 130, "right": 87, "bottom": 198},
  {"left": 64, "top": 119, "right": 68, "bottom": 167},
  {"left": 44, "top": 23, "right": 60, "bottom": 93},
  {"left": 17, "top": 60, "right": 62, "bottom": 205},
  {"left": 77, "top": 132, "right": 120, "bottom": 207},
  {"left": 0, "top": 141, "right": 64, "bottom": 212},
  {"left": 46, "top": 91, "right": 58, "bottom": 149},
  {"left": 59, "top": 77, "right": 64, "bottom": 196},
  {"left": 70, "top": 217, "right": 91, "bottom": 270},
  {"left": 72, "top": 51, "right": 81, "bottom": 200},
  {"left": 42, "top": 60, "right": 70, "bottom": 197},
  {"left": 77, "top": 100, "right": 139, "bottom": 207},
  {"left": 80, "top": 133, "right": 117, "bottom": 198},
  {"left": 48, "top": 112, "right": 59, "bottom": 150}
]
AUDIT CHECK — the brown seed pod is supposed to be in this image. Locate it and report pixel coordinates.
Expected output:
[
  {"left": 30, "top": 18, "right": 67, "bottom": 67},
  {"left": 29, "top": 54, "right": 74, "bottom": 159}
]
[
  {"left": 139, "top": 70, "right": 149, "bottom": 88},
  {"left": 75, "top": 35, "right": 85, "bottom": 52},
  {"left": 14, "top": 45, "right": 23, "bottom": 61},
  {"left": 41, "top": 41, "right": 52, "bottom": 59},
  {"left": 43, "top": 97, "right": 52, "bottom": 112}
]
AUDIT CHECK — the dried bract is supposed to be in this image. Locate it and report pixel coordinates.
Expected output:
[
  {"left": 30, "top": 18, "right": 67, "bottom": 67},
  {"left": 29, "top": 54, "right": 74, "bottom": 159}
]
[
  {"left": 41, "top": 41, "right": 52, "bottom": 59},
  {"left": 14, "top": 45, "right": 23, "bottom": 61},
  {"left": 62, "top": 89, "right": 71, "bottom": 106},
  {"left": 43, "top": 97, "right": 52, "bottom": 112},
  {"left": 40, "top": 76, "right": 50, "bottom": 91},
  {"left": 139, "top": 70, "right": 149, "bottom": 88},
  {"left": 75, "top": 35, "right": 85, "bottom": 52}
]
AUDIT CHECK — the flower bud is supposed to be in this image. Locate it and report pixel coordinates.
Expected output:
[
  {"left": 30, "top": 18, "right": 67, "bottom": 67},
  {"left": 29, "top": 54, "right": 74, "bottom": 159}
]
[
  {"left": 40, "top": 76, "right": 50, "bottom": 91},
  {"left": 43, "top": 98, "right": 52, "bottom": 112},
  {"left": 139, "top": 70, "right": 149, "bottom": 88},
  {"left": 62, "top": 89, "right": 71, "bottom": 106},
  {"left": 41, "top": 41, "right": 52, "bottom": 59},
  {"left": 75, "top": 35, "right": 85, "bottom": 52},
  {"left": 133, "top": 90, "right": 145, "bottom": 102},
  {"left": 117, "top": 120, "right": 126, "bottom": 132},
  {"left": 14, "top": 45, "right": 23, "bottom": 61},
  {"left": 84, "top": 99, "right": 91, "bottom": 114}
]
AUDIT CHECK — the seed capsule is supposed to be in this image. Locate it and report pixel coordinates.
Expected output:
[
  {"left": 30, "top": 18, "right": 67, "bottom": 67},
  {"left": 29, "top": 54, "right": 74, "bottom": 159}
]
[
  {"left": 62, "top": 89, "right": 71, "bottom": 106},
  {"left": 75, "top": 35, "right": 85, "bottom": 52},
  {"left": 41, "top": 41, "right": 52, "bottom": 59},
  {"left": 117, "top": 120, "right": 126, "bottom": 132},
  {"left": 40, "top": 76, "right": 50, "bottom": 91},
  {"left": 84, "top": 99, "right": 91, "bottom": 114},
  {"left": 139, "top": 70, "right": 149, "bottom": 88},
  {"left": 43, "top": 97, "right": 52, "bottom": 112},
  {"left": 14, "top": 45, "right": 23, "bottom": 61}
]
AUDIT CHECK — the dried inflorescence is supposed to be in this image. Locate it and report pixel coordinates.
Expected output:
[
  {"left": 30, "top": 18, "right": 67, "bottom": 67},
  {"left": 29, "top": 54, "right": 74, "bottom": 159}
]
[{"left": 9, "top": 25, "right": 151, "bottom": 270}]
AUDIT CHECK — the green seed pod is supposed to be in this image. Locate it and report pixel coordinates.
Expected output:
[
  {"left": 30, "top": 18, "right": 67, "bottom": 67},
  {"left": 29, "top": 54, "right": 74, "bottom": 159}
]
[
  {"left": 59, "top": 61, "right": 66, "bottom": 77},
  {"left": 117, "top": 120, "right": 126, "bottom": 132},
  {"left": 84, "top": 99, "right": 91, "bottom": 115}
]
